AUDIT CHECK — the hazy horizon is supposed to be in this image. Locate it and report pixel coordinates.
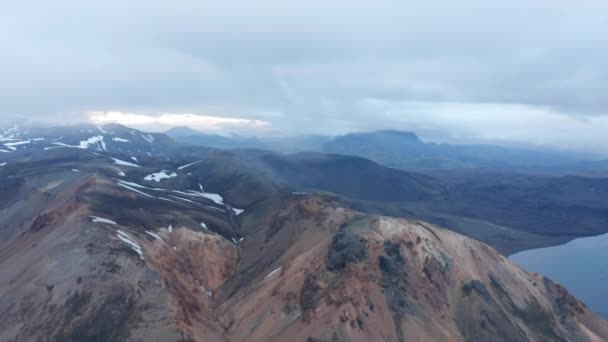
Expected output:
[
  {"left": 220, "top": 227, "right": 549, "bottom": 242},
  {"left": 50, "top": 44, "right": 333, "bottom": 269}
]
[{"left": 3, "top": 120, "right": 605, "bottom": 159}]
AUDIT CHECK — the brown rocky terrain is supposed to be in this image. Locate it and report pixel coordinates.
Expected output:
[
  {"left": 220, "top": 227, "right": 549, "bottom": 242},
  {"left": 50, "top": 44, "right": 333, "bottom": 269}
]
[{"left": 1, "top": 152, "right": 607, "bottom": 341}]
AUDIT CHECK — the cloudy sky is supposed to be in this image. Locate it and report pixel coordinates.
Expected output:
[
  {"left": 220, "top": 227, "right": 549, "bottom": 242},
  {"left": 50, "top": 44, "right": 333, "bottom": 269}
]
[{"left": 1, "top": 1, "right": 607, "bottom": 153}]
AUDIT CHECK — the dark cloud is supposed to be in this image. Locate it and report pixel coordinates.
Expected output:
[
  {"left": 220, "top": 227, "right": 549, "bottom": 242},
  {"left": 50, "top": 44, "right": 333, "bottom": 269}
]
[{"left": 1, "top": 1, "right": 607, "bottom": 152}]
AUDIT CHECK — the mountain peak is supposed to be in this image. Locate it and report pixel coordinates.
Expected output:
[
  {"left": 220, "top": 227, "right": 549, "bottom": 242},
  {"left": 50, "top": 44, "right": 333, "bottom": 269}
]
[{"left": 375, "top": 130, "right": 423, "bottom": 142}]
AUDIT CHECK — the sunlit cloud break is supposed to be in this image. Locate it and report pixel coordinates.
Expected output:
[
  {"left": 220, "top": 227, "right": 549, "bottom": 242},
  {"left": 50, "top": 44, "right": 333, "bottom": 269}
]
[{"left": 88, "top": 111, "right": 271, "bottom": 132}]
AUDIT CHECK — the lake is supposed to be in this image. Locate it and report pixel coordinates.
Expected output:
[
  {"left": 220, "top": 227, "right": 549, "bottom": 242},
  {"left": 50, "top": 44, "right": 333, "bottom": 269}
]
[{"left": 510, "top": 233, "right": 608, "bottom": 319}]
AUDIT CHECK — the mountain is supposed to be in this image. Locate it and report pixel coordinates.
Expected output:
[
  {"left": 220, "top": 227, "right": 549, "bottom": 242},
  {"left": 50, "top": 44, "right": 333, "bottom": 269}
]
[
  {"left": 324, "top": 130, "right": 424, "bottom": 153},
  {"left": 322, "top": 130, "right": 584, "bottom": 172},
  {"left": 0, "top": 123, "right": 175, "bottom": 157},
  {"left": 165, "top": 126, "right": 207, "bottom": 137},
  {"left": 1, "top": 145, "right": 607, "bottom": 341},
  {"left": 249, "top": 152, "right": 439, "bottom": 202}
]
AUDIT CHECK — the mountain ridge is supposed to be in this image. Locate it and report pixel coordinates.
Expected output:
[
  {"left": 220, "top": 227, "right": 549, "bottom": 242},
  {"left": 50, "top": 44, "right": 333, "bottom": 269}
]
[{"left": 162, "top": 126, "right": 601, "bottom": 174}]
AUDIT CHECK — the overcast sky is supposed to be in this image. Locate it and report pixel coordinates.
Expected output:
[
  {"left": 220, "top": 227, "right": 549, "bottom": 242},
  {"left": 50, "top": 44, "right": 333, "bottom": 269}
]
[{"left": 1, "top": 1, "right": 607, "bottom": 153}]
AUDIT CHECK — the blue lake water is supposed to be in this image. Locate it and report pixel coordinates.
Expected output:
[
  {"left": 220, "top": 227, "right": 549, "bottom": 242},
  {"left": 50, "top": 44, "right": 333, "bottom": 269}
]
[{"left": 510, "top": 233, "right": 608, "bottom": 319}]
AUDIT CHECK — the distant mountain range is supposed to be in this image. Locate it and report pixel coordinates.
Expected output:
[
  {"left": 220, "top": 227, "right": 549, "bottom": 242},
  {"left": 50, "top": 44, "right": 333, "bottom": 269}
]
[
  {"left": 2, "top": 124, "right": 607, "bottom": 340},
  {"left": 322, "top": 130, "right": 588, "bottom": 172},
  {"left": 165, "top": 126, "right": 330, "bottom": 153},
  {"left": 4, "top": 123, "right": 608, "bottom": 256},
  {"left": 166, "top": 127, "right": 607, "bottom": 175}
]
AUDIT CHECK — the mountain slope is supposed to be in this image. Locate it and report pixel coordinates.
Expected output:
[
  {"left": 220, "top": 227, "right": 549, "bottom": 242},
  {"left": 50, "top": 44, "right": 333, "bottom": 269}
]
[
  {"left": 250, "top": 152, "right": 439, "bottom": 202},
  {"left": 0, "top": 149, "right": 254, "bottom": 341},
  {"left": 0, "top": 148, "right": 606, "bottom": 341}
]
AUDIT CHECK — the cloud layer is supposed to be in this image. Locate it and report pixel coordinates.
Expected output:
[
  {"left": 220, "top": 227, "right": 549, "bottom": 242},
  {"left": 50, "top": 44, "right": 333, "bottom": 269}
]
[
  {"left": 1, "top": 1, "right": 607, "bottom": 153},
  {"left": 89, "top": 111, "right": 270, "bottom": 132}
]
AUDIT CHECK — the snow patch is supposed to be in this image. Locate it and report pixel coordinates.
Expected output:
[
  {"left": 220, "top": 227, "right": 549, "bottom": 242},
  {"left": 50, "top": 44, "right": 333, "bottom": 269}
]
[
  {"left": 140, "top": 133, "right": 155, "bottom": 143},
  {"left": 168, "top": 195, "right": 197, "bottom": 204},
  {"left": 264, "top": 267, "right": 282, "bottom": 280},
  {"left": 177, "top": 160, "right": 202, "bottom": 170},
  {"left": 4, "top": 140, "right": 31, "bottom": 150},
  {"left": 200, "top": 192, "right": 224, "bottom": 205},
  {"left": 53, "top": 135, "right": 107, "bottom": 151},
  {"left": 144, "top": 170, "right": 177, "bottom": 182},
  {"left": 116, "top": 230, "right": 144, "bottom": 260},
  {"left": 0, "top": 162, "right": 6, "bottom": 166},
  {"left": 77, "top": 136, "right": 106, "bottom": 150},
  {"left": 114, "top": 179, "right": 232, "bottom": 211},
  {"left": 117, "top": 182, "right": 154, "bottom": 197},
  {"left": 146, "top": 230, "right": 163, "bottom": 241},
  {"left": 157, "top": 196, "right": 176, "bottom": 203},
  {"left": 116, "top": 180, "right": 160, "bottom": 190},
  {"left": 177, "top": 186, "right": 224, "bottom": 205},
  {"left": 188, "top": 184, "right": 244, "bottom": 212},
  {"left": 117, "top": 181, "right": 177, "bottom": 202},
  {"left": 231, "top": 237, "right": 245, "bottom": 244},
  {"left": 110, "top": 157, "right": 140, "bottom": 167},
  {"left": 112, "top": 137, "right": 129, "bottom": 142},
  {"left": 204, "top": 205, "right": 225, "bottom": 212},
  {"left": 90, "top": 216, "right": 117, "bottom": 225}
]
